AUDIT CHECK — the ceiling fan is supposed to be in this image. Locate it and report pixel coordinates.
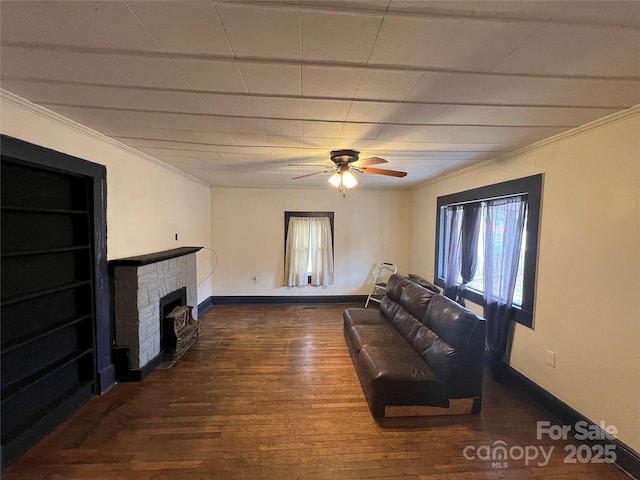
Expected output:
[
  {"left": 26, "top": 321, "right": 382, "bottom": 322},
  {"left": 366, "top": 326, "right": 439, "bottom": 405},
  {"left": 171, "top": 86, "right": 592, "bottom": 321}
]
[{"left": 292, "top": 149, "right": 407, "bottom": 195}]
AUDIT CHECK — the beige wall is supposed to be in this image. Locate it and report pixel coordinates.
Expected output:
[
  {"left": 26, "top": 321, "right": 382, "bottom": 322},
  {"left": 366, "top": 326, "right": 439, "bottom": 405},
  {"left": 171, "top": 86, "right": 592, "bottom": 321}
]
[
  {"left": 210, "top": 187, "right": 410, "bottom": 296},
  {"left": 409, "top": 109, "right": 640, "bottom": 453},
  {"left": 1, "top": 92, "right": 213, "bottom": 304}
]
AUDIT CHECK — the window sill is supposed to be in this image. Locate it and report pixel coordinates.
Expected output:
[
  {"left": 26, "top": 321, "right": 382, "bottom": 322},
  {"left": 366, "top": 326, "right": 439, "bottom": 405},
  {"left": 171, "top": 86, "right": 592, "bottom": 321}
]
[{"left": 434, "top": 278, "right": 533, "bottom": 328}]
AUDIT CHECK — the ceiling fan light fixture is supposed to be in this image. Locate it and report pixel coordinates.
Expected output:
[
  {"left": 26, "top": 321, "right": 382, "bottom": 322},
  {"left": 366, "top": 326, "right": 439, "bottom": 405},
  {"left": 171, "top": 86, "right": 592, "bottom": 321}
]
[
  {"left": 328, "top": 172, "right": 342, "bottom": 187},
  {"left": 342, "top": 170, "right": 357, "bottom": 188},
  {"left": 295, "top": 148, "right": 405, "bottom": 193}
]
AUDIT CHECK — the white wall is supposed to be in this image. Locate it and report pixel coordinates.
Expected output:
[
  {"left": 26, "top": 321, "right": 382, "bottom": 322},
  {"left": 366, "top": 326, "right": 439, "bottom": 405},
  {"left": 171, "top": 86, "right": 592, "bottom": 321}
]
[
  {"left": 409, "top": 109, "right": 640, "bottom": 453},
  {"left": 1, "top": 92, "right": 213, "bottom": 304},
  {"left": 210, "top": 187, "right": 410, "bottom": 296}
]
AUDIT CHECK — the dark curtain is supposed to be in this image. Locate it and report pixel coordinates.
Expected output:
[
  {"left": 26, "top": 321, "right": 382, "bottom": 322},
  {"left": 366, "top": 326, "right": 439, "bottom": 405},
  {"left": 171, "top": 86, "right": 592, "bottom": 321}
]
[
  {"left": 443, "top": 203, "right": 482, "bottom": 306},
  {"left": 456, "top": 203, "right": 482, "bottom": 306},
  {"left": 483, "top": 196, "right": 527, "bottom": 379},
  {"left": 443, "top": 205, "right": 463, "bottom": 301}
]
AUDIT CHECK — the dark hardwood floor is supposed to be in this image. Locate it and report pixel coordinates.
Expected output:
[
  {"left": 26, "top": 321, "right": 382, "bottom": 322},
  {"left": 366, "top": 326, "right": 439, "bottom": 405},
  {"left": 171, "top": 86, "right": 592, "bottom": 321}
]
[{"left": 3, "top": 304, "right": 630, "bottom": 479}]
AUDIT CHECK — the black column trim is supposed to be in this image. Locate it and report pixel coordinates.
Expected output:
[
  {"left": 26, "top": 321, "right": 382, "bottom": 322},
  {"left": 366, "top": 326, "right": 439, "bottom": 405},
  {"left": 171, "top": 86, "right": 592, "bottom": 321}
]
[
  {"left": 112, "top": 348, "right": 165, "bottom": 382},
  {"left": 198, "top": 296, "right": 214, "bottom": 315},
  {"left": 209, "top": 295, "right": 368, "bottom": 305}
]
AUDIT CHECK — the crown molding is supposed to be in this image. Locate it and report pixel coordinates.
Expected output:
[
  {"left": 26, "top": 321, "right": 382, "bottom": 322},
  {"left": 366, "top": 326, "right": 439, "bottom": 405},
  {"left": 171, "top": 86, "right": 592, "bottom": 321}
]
[
  {"left": 5, "top": 42, "right": 639, "bottom": 82},
  {"left": 410, "top": 104, "right": 640, "bottom": 191},
  {"left": 217, "top": 1, "right": 640, "bottom": 31},
  {"left": 0, "top": 88, "right": 211, "bottom": 187}
]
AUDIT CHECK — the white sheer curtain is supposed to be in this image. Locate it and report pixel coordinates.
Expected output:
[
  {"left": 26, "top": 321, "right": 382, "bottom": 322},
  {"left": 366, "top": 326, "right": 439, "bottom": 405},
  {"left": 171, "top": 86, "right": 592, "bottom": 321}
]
[
  {"left": 284, "top": 216, "right": 334, "bottom": 287},
  {"left": 308, "top": 217, "right": 334, "bottom": 286},
  {"left": 483, "top": 196, "right": 527, "bottom": 369}
]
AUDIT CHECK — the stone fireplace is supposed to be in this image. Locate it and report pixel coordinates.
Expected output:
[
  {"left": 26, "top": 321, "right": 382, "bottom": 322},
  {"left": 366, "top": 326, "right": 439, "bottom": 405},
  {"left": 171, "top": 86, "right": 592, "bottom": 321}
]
[{"left": 109, "top": 247, "right": 202, "bottom": 380}]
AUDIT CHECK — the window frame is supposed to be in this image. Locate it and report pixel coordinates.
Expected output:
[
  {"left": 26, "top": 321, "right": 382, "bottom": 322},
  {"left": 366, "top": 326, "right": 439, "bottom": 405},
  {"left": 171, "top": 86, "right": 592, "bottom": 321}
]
[
  {"left": 284, "top": 211, "right": 335, "bottom": 253},
  {"left": 434, "top": 174, "right": 543, "bottom": 328},
  {"left": 284, "top": 211, "right": 335, "bottom": 284}
]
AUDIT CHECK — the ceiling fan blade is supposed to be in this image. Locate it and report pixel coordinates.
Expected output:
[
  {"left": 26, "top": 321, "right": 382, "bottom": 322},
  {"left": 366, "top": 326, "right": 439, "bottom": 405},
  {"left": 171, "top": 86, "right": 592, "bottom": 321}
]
[
  {"left": 360, "top": 167, "right": 407, "bottom": 178},
  {"left": 288, "top": 164, "right": 332, "bottom": 168},
  {"left": 351, "top": 156, "right": 388, "bottom": 167},
  {"left": 292, "top": 170, "right": 331, "bottom": 180}
]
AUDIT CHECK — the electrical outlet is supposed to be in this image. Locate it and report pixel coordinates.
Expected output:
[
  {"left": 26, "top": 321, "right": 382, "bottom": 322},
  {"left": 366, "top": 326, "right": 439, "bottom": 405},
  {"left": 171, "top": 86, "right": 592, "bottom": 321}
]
[{"left": 545, "top": 349, "right": 556, "bottom": 368}]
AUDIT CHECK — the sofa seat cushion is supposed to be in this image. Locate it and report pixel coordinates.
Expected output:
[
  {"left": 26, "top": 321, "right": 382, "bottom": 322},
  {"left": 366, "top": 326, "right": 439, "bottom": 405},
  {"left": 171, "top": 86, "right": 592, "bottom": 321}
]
[
  {"left": 346, "top": 324, "right": 407, "bottom": 353},
  {"left": 358, "top": 345, "right": 449, "bottom": 407},
  {"left": 343, "top": 308, "right": 388, "bottom": 330}
]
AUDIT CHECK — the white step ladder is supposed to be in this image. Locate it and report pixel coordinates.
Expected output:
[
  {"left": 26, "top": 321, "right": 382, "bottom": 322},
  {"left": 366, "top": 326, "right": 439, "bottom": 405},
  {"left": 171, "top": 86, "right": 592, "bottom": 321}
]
[{"left": 365, "top": 263, "right": 398, "bottom": 308}]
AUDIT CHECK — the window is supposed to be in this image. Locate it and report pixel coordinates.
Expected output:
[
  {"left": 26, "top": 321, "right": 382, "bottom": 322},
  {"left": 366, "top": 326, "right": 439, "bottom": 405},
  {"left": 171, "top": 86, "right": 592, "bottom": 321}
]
[
  {"left": 284, "top": 212, "right": 334, "bottom": 287},
  {"left": 434, "top": 175, "right": 542, "bottom": 327},
  {"left": 448, "top": 208, "right": 528, "bottom": 306}
]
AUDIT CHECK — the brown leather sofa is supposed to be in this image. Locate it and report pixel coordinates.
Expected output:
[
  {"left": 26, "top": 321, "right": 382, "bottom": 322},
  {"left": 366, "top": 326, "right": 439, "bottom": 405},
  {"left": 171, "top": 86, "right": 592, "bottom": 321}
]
[{"left": 344, "top": 274, "right": 486, "bottom": 418}]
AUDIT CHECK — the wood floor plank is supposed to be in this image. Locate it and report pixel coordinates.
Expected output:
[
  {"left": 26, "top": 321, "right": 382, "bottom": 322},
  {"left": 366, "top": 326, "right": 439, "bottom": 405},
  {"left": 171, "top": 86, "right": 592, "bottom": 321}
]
[{"left": 2, "top": 304, "right": 631, "bottom": 479}]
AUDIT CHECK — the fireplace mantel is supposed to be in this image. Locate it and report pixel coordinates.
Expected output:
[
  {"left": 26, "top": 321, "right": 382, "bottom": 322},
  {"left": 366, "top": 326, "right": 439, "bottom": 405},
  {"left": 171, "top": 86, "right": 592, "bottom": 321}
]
[{"left": 109, "top": 247, "right": 202, "bottom": 266}]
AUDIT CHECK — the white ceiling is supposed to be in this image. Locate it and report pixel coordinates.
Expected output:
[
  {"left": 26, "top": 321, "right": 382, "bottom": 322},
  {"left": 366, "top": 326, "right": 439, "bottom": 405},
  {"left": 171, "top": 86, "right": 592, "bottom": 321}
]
[{"left": 1, "top": 0, "right": 639, "bottom": 190}]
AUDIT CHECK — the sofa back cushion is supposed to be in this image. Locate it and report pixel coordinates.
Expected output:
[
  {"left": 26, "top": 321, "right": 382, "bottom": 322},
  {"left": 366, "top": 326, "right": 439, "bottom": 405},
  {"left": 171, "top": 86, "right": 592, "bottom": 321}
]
[
  {"left": 411, "top": 326, "right": 455, "bottom": 381},
  {"left": 419, "top": 295, "right": 486, "bottom": 397},
  {"left": 383, "top": 274, "right": 412, "bottom": 303},
  {"left": 388, "top": 308, "right": 422, "bottom": 343},
  {"left": 381, "top": 275, "right": 437, "bottom": 343},
  {"left": 401, "top": 282, "right": 437, "bottom": 321},
  {"left": 424, "top": 295, "right": 485, "bottom": 351},
  {"left": 380, "top": 274, "right": 411, "bottom": 326}
]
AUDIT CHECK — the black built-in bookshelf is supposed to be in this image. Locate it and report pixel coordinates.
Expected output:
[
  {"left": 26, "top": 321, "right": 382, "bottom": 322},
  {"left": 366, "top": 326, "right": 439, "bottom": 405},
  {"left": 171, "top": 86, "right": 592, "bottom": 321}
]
[{"left": 1, "top": 136, "right": 111, "bottom": 467}]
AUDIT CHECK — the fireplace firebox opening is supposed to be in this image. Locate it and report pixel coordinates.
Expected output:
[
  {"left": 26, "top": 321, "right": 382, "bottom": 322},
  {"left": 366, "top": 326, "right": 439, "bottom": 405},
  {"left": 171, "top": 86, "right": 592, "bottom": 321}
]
[{"left": 159, "top": 287, "right": 187, "bottom": 360}]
